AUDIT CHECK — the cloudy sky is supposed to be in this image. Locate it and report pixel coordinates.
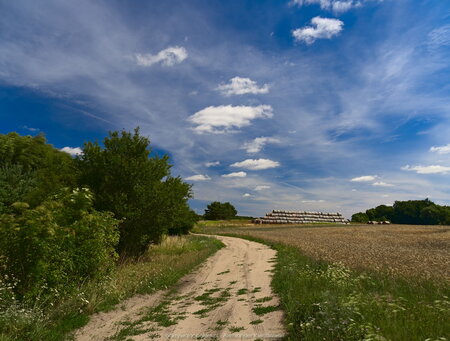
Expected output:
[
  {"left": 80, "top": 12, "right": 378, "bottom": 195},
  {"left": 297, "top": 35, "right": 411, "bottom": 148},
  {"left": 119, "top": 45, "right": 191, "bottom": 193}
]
[{"left": 1, "top": 0, "right": 450, "bottom": 218}]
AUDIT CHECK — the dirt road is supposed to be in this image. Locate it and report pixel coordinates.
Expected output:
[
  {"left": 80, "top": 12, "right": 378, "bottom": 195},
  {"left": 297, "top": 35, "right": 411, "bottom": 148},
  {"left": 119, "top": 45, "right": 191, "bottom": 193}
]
[{"left": 75, "top": 235, "right": 285, "bottom": 340}]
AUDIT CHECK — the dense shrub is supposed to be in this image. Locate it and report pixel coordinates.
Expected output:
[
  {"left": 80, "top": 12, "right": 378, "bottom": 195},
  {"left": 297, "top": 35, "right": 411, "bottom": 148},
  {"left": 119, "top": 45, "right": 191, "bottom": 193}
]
[
  {"left": 0, "top": 164, "right": 38, "bottom": 214},
  {"left": 204, "top": 201, "right": 237, "bottom": 220},
  {"left": 0, "top": 133, "right": 77, "bottom": 208},
  {"left": 0, "top": 188, "right": 119, "bottom": 300}
]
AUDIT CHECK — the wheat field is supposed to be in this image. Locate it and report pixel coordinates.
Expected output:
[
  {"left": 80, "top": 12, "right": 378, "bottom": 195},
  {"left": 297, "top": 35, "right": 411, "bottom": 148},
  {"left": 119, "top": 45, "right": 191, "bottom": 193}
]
[{"left": 211, "top": 224, "right": 450, "bottom": 283}]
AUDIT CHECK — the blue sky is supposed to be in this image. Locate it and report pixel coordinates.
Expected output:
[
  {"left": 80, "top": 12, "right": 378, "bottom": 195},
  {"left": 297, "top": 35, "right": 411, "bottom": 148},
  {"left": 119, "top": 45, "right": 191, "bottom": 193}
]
[{"left": 1, "top": 0, "right": 450, "bottom": 218}]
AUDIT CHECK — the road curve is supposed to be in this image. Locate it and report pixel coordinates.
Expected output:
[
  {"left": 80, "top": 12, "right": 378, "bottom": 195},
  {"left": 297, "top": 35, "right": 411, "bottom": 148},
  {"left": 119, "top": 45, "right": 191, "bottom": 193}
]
[{"left": 75, "top": 235, "right": 285, "bottom": 340}]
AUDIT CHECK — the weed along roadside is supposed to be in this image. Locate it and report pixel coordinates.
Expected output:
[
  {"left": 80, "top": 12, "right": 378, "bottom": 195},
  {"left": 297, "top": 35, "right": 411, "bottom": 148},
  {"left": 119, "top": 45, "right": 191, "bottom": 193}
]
[
  {"left": 0, "top": 235, "right": 223, "bottom": 341},
  {"left": 201, "top": 226, "right": 449, "bottom": 341}
]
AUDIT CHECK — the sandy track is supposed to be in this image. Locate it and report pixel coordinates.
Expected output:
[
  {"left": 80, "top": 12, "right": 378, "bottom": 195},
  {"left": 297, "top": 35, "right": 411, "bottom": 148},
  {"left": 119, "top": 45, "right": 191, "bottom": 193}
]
[{"left": 74, "top": 235, "right": 285, "bottom": 340}]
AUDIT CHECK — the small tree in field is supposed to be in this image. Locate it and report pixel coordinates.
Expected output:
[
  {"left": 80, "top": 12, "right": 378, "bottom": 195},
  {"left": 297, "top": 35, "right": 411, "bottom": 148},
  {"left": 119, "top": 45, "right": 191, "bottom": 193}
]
[{"left": 204, "top": 201, "right": 237, "bottom": 220}]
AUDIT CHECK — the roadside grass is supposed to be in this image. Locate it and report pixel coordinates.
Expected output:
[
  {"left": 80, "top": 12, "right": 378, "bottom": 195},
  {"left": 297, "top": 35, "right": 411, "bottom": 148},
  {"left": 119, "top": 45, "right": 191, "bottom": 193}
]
[
  {"left": 0, "top": 235, "right": 223, "bottom": 341},
  {"left": 216, "top": 233, "right": 449, "bottom": 341}
]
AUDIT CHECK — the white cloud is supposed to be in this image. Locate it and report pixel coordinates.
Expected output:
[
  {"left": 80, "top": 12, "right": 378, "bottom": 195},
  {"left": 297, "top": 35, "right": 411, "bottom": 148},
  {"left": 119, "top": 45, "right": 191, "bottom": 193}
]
[
  {"left": 205, "top": 161, "right": 221, "bottom": 167},
  {"left": 292, "top": 17, "right": 344, "bottom": 44},
  {"left": 401, "top": 165, "right": 450, "bottom": 174},
  {"left": 430, "top": 144, "right": 450, "bottom": 154},
  {"left": 243, "top": 137, "right": 280, "bottom": 153},
  {"left": 231, "top": 158, "right": 280, "bottom": 170},
  {"left": 290, "top": 0, "right": 368, "bottom": 14},
  {"left": 185, "top": 174, "right": 211, "bottom": 181},
  {"left": 135, "top": 46, "right": 188, "bottom": 67},
  {"left": 222, "top": 171, "right": 247, "bottom": 178},
  {"left": 188, "top": 105, "right": 273, "bottom": 134},
  {"left": 372, "top": 182, "right": 394, "bottom": 187},
  {"left": 60, "top": 146, "right": 83, "bottom": 156},
  {"left": 243, "top": 193, "right": 252, "bottom": 198},
  {"left": 350, "top": 175, "right": 377, "bottom": 182},
  {"left": 21, "top": 125, "right": 40, "bottom": 132},
  {"left": 254, "top": 185, "right": 271, "bottom": 191},
  {"left": 301, "top": 199, "right": 325, "bottom": 203},
  {"left": 217, "top": 76, "right": 269, "bottom": 96}
]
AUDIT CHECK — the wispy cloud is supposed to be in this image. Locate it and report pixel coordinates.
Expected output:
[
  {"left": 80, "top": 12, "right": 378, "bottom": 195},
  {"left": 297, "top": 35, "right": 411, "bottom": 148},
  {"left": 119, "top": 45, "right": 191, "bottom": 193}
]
[
  {"left": 427, "top": 25, "right": 450, "bottom": 49},
  {"left": 217, "top": 76, "right": 269, "bottom": 96},
  {"left": 401, "top": 165, "right": 450, "bottom": 174},
  {"left": 254, "top": 185, "right": 271, "bottom": 191},
  {"left": 350, "top": 175, "right": 377, "bottom": 182},
  {"left": 372, "top": 181, "right": 394, "bottom": 187},
  {"left": 188, "top": 105, "right": 273, "bottom": 134},
  {"left": 60, "top": 146, "right": 83, "bottom": 156},
  {"left": 205, "top": 161, "right": 221, "bottom": 167},
  {"left": 185, "top": 174, "right": 211, "bottom": 181},
  {"left": 222, "top": 171, "right": 247, "bottom": 178},
  {"left": 135, "top": 46, "right": 188, "bottom": 67},
  {"left": 231, "top": 159, "right": 280, "bottom": 170},
  {"left": 430, "top": 144, "right": 450, "bottom": 154},
  {"left": 292, "top": 17, "right": 344, "bottom": 44},
  {"left": 301, "top": 199, "right": 325, "bottom": 203},
  {"left": 21, "top": 125, "right": 40, "bottom": 132},
  {"left": 290, "top": 0, "right": 379, "bottom": 14},
  {"left": 243, "top": 137, "right": 280, "bottom": 153}
]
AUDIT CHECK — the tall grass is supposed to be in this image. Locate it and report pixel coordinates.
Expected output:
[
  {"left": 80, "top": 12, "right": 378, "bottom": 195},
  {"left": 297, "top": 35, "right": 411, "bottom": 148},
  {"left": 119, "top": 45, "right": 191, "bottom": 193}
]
[{"left": 0, "top": 235, "right": 223, "bottom": 341}]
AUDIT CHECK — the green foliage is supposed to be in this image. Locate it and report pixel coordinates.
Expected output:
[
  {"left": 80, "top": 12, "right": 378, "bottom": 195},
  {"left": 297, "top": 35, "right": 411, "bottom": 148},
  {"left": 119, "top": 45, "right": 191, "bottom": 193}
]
[
  {"left": 366, "top": 204, "right": 394, "bottom": 221},
  {"left": 353, "top": 199, "right": 450, "bottom": 225},
  {"left": 77, "top": 128, "right": 195, "bottom": 256},
  {"left": 0, "top": 132, "right": 77, "bottom": 208},
  {"left": 204, "top": 201, "right": 237, "bottom": 220},
  {"left": 0, "top": 236, "right": 223, "bottom": 341},
  {"left": 0, "top": 164, "right": 38, "bottom": 214},
  {"left": 0, "top": 187, "right": 119, "bottom": 300},
  {"left": 351, "top": 212, "right": 369, "bottom": 223}
]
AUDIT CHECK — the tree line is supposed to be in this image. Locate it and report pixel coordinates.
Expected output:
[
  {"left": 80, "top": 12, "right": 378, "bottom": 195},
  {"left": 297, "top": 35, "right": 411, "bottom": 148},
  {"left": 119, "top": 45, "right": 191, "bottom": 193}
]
[
  {"left": 351, "top": 199, "right": 450, "bottom": 225},
  {"left": 0, "top": 129, "right": 197, "bottom": 300}
]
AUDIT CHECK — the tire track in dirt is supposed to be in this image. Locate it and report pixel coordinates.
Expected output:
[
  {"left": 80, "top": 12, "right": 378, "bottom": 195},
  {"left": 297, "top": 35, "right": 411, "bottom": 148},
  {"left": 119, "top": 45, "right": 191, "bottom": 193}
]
[{"left": 74, "top": 235, "right": 285, "bottom": 341}]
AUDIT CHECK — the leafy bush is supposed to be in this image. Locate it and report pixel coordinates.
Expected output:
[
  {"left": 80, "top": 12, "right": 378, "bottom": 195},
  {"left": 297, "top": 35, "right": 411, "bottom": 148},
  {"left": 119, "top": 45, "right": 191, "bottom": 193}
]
[
  {"left": 204, "top": 201, "right": 237, "bottom": 220},
  {"left": 0, "top": 188, "right": 119, "bottom": 300},
  {"left": 0, "top": 164, "right": 37, "bottom": 214},
  {"left": 0, "top": 133, "right": 77, "bottom": 208}
]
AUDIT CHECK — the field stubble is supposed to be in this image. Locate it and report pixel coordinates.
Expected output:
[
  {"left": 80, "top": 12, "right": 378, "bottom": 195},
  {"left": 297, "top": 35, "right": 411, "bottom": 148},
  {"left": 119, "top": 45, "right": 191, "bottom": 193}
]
[
  {"left": 199, "top": 222, "right": 450, "bottom": 340},
  {"left": 205, "top": 224, "right": 450, "bottom": 283}
]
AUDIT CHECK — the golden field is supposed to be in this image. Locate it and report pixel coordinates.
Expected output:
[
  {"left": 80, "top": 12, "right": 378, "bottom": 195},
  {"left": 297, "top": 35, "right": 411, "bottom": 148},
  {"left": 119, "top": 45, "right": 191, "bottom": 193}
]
[{"left": 204, "top": 223, "right": 450, "bottom": 283}]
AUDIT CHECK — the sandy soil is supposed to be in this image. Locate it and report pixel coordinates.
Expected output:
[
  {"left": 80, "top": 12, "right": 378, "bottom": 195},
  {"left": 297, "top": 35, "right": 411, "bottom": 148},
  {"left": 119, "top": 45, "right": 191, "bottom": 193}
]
[{"left": 74, "top": 235, "right": 285, "bottom": 340}]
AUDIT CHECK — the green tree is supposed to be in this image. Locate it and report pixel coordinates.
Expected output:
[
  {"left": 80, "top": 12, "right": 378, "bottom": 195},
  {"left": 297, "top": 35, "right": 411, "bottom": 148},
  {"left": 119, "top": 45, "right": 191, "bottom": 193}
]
[
  {"left": 392, "top": 199, "right": 434, "bottom": 224},
  {"left": 77, "top": 128, "right": 194, "bottom": 256},
  {"left": 366, "top": 205, "right": 394, "bottom": 222},
  {"left": 351, "top": 212, "right": 369, "bottom": 223},
  {"left": 204, "top": 201, "right": 237, "bottom": 220},
  {"left": 0, "top": 132, "right": 77, "bottom": 208}
]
